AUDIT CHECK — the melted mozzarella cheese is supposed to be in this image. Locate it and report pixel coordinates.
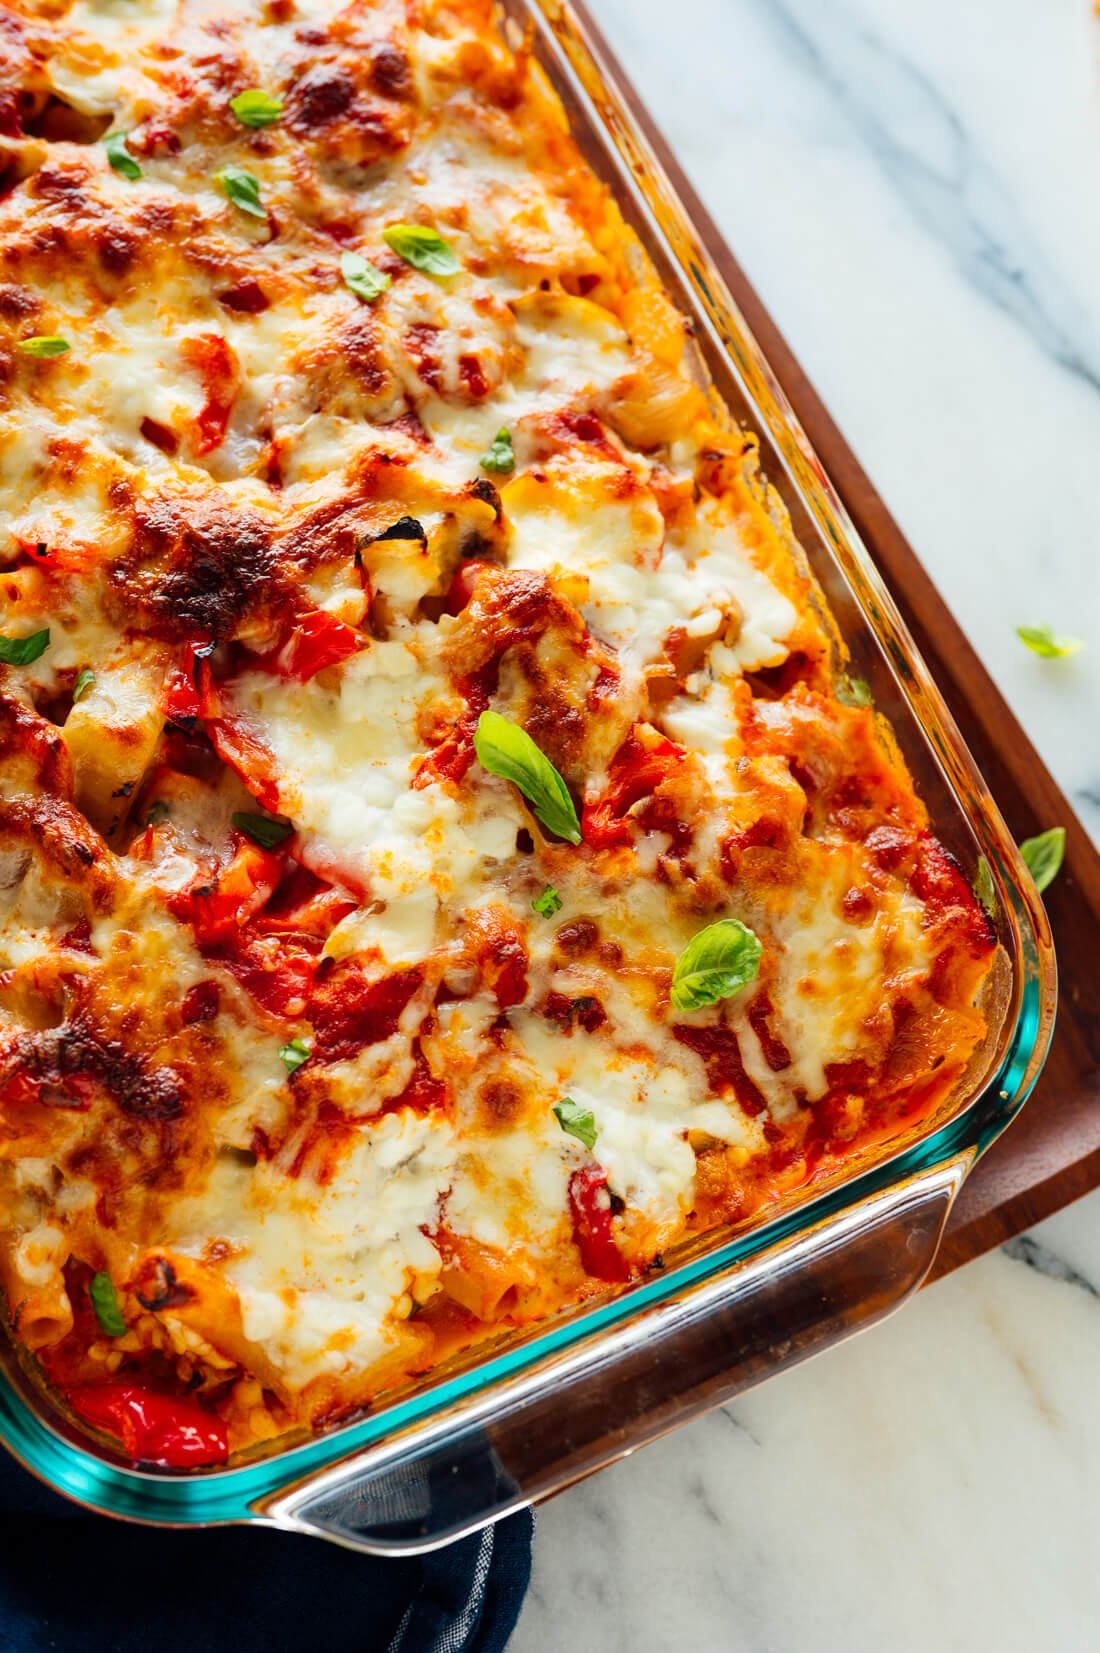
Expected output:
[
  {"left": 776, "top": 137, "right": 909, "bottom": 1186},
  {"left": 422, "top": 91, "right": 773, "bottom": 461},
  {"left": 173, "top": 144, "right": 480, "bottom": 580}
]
[
  {"left": 172, "top": 1110, "right": 453, "bottom": 1388},
  {"left": 512, "top": 1018, "right": 764, "bottom": 1235},
  {"left": 227, "top": 636, "right": 519, "bottom": 931}
]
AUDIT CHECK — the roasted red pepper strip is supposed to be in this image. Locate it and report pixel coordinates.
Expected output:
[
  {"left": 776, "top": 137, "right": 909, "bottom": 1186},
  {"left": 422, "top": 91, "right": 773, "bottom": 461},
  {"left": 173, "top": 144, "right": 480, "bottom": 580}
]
[
  {"left": 165, "top": 639, "right": 215, "bottom": 726},
  {"left": 568, "top": 1164, "right": 629, "bottom": 1283},
  {"left": 68, "top": 1383, "right": 228, "bottom": 1468},
  {"left": 581, "top": 729, "right": 685, "bottom": 850},
  {"left": 179, "top": 333, "right": 240, "bottom": 456},
  {"left": 209, "top": 926, "right": 317, "bottom": 1019},
  {"left": 278, "top": 611, "right": 361, "bottom": 682},
  {"left": 169, "top": 840, "right": 284, "bottom": 944}
]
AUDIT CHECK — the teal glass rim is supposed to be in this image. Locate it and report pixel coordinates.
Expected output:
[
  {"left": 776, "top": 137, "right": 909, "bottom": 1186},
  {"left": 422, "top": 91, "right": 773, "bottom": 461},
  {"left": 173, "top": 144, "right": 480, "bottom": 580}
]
[{"left": 0, "top": 0, "right": 1057, "bottom": 1532}]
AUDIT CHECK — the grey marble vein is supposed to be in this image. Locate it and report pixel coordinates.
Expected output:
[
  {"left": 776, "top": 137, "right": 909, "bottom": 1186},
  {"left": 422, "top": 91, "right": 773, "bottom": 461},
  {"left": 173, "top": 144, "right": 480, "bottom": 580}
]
[
  {"left": 1004, "top": 1234, "right": 1100, "bottom": 1301},
  {"left": 748, "top": 0, "right": 1100, "bottom": 395}
]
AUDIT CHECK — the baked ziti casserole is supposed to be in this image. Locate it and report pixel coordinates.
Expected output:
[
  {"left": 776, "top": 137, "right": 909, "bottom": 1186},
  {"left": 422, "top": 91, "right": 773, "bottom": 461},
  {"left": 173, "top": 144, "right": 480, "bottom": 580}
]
[{"left": 0, "top": 0, "right": 995, "bottom": 1467}]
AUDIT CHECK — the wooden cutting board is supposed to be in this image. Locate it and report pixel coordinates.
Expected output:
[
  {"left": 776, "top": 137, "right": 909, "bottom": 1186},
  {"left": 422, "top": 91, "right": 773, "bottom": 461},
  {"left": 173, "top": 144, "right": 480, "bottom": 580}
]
[{"left": 574, "top": 3, "right": 1100, "bottom": 1276}]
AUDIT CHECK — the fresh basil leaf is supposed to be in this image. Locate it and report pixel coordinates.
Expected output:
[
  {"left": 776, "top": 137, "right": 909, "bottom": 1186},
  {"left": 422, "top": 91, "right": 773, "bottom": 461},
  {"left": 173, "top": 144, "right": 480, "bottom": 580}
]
[
  {"left": 279, "top": 1038, "right": 311, "bottom": 1073},
  {"left": 17, "top": 336, "right": 69, "bottom": 358},
  {"left": 382, "top": 223, "right": 461, "bottom": 278},
  {"left": 0, "top": 628, "right": 50, "bottom": 665},
  {"left": 89, "top": 1272, "right": 127, "bottom": 1338},
  {"left": 1020, "top": 826, "right": 1065, "bottom": 895},
  {"left": 146, "top": 799, "right": 171, "bottom": 826},
  {"left": 341, "top": 250, "right": 391, "bottom": 303},
  {"left": 553, "top": 1096, "right": 597, "bottom": 1152},
  {"left": 104, "top": 129, "right": 141, "bottom": 180},
  {"left": 532, "top": 885, "right": 563, "bottom": 919},
  {"left": 473, "top": 711, "right": 581, "bottom": 844},
  {"left": 232, "top": 811, "right": 294, "bottom": 848},
  {"left": 479, "top": 428, "right": 515, "bottom": 475},
  {"left": 1016, "top": 624, "right": 1083, "bottom": 660},
  {"left": 230, "top": 88, "right": 283, "bottom": 128},
  {"left": 836, "top": 673, "right": 871, "bottom": 708},
  {"left": 72, "top": 667, "right": 96, "bottom": 703},
  {"left": 670, "top": 918, "right": 762, "bottom": 1013},
  {"left": 973, "top": 856, "right": 997, "bottom": 918},
  {"left": 216, "top": 166, "right": 266, "bottom": 219}
]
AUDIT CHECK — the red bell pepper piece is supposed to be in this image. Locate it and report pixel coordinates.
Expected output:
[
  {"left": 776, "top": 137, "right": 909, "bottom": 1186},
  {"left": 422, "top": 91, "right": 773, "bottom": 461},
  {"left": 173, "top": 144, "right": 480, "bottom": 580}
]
[
  {"left": 179, "top": 333, "right": 240, "bottom": 455},
  {"left": 165, "top": 639, "right": 216, "bottom": 726},
  {"left": 69, "top": 1383, "right": 228, "bottom": 1468},
  {"left": 581, "top": 729, "right": 684, "bottom": 850},
  {"left": 568, "top": 1164, "right": 629, "bottom": 1283},
  {"left": 169, "top": 840, "right": 284, "bottom": 944},
  {"left": 278, "top": 611, "right": 361, "bottom": 682},
  {"left": 444, "top": 558, "right": 496, "bottom": 615},
  {"left": 209, "top": 927, "right": 317, "bottom": 1019}
]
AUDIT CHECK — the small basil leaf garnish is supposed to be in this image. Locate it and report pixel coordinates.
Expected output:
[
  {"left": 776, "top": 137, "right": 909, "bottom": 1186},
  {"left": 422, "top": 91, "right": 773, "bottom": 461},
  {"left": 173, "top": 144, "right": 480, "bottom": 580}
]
[
  {"left": 553, "top": 1096, "right": 597, "bottom": 1151},
  {"left": 232, "top": 811, "right": 294, "bottom": 848},
  {"left": 17, "top": 337, "right": 69, "bottom": 357},
  {"left": 836, "top": 673, "right": 871, "bottom": 708},
  {"left": 229, "top": 88, "right": 284, "bottom": 128},
  {"left": 341, "top": 250, "right": 391, "bottom": 303},
  {"left": 1016, "top": 624, "right": 1083, "bottom": 659},
  {"left": 532, "top": 885, "right": 563, "bottom": 919},
  {"left": 89, "top": 1272, "right": 127, "bottom": 1338},
  {"left": 382, "top": 223, "right": 461, "bottom": 278},
  {"left": 670, "top": 918, "right": 762, "bottom": 1013},
  {"left": 104, "top": 130, "right": 141, "bottom": 180},
  {"left": 72, "top": 667, "right": 96, "bottom": 702},
  {"left": 0, "top": 629, "right": 50, "bottom": 665},
  {"left": 973, "top": 857, "right": 997, "bottom": 918},
  {"left": 216, "top": 166, "right": 267, "bottom": 219},
  {"left": 1019, "top": 827, "right": 1065, "bottom": 895},
  {"left": 473, "top": 711, "right": 581, "bottom": 844},
  {"left": 279, "top": 1038, "right": 311, "bottom": 1073},
  {"left": 479, "top": 428, "right": 515, "bottom": 475}
]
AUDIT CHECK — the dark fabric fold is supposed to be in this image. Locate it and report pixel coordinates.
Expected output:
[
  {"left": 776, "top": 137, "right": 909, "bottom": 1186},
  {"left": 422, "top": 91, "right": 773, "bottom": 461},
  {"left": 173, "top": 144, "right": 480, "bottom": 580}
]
[{"left": 0, "top": 1455, "right": 532, "bottom": 1653}]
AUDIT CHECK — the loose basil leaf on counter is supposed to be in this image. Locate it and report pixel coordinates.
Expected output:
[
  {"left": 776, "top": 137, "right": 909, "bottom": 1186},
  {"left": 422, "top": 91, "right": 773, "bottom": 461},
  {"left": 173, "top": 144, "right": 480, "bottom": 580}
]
[
  {"left": 89, "top": 1272, "right": 127, "bottom": 1338},
  {"left": 532, "top": 885, "right": 563, "bottom": 919},
  {"left": 230, "top": 88, "right": 284, "bottom": 128},
  {"left": 104, "top": 129, "right": 141, "bottom": 180},
  {"left": 473, "top": 711, "right": 581, "bottom": 844},
  {"left": 0, "top": 628, "right": 50, "bottom": 665},
  {"left": 341, "top": 250, "right": 391, "bottom": 304},
  {"left": 216, "top": 166, "right": 267, "bottom": 219},
  {"left": 72, "top": 667, "right": 96, "bottom": 703},
  {"left": 670, "top": 918, "right": 762, "bottom": 1013},
  {"left": 232, "top": 811, "right": 294, "bottom": 848},
  {"left": 382, "top": 223, "right": 461, "bottom": 278},
  {"left": 1020, "top": 826, "right": 1066, "bottom": 895},
  {"left": 973, "top": 856, "right": 997, "bottom": 918},
  {"left": 279, "top": 1038, "right": 311, "bottom": 1073},
  {"left": 553, "top": 1097, "right": 597, "bottom": 1152},
  {"left": 480, "top": 427, "right": 515, "bottom": 475},
  {"left": 1015, "top": 624, "right": 1083, "bottom": 659},
  {"left": 17, "top": 336, "right": 69, "bottom": 358}
]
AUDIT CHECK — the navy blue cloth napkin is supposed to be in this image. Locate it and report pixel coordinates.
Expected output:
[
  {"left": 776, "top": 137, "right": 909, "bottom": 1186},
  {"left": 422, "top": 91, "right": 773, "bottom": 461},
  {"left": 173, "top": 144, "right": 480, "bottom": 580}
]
[{"left": 0, "top": 1452, "right": 533, "bottom": 1653}]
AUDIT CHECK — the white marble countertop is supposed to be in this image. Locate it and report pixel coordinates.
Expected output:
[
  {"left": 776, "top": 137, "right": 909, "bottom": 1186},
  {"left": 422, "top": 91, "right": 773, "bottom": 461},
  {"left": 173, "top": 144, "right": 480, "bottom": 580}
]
[{"left": 511, "top": 2, "right": 1100, "bottom": 1648}]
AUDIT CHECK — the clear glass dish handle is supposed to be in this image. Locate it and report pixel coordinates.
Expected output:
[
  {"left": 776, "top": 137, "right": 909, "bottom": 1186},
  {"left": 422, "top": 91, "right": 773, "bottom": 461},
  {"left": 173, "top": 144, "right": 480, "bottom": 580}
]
[{"left": 256, "top": 1155, "right": 969, "bottom": 1555}]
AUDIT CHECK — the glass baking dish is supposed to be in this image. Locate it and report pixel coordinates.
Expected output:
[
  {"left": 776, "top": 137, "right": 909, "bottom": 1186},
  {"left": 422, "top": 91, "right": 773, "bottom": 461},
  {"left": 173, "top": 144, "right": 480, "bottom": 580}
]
[{"left": 0, "top": 0, "right": 1056, "bottom": 1549}]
